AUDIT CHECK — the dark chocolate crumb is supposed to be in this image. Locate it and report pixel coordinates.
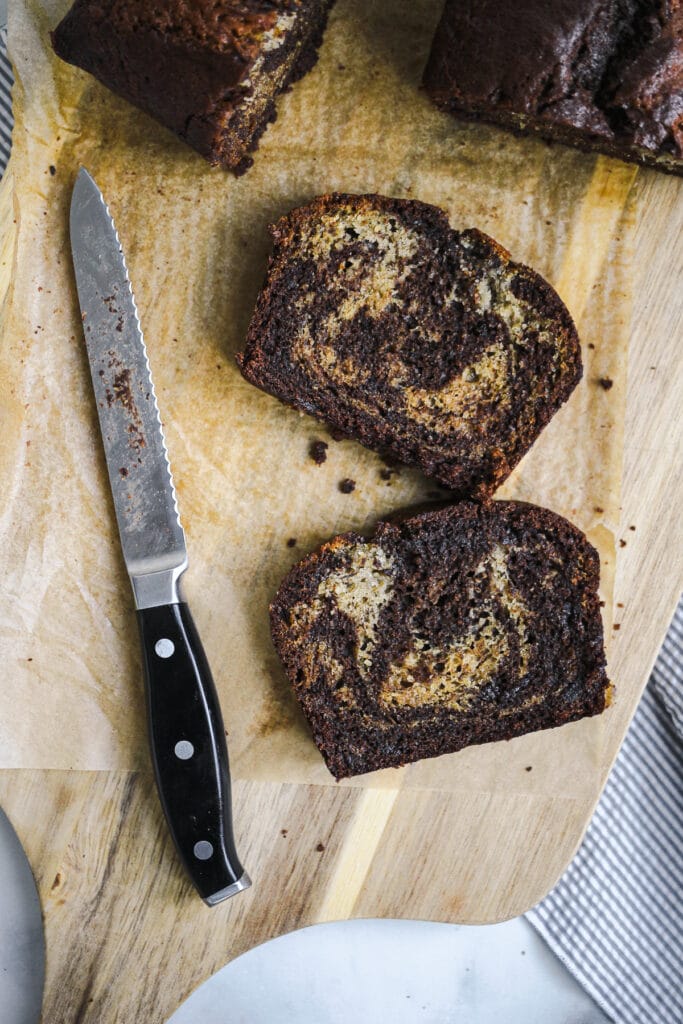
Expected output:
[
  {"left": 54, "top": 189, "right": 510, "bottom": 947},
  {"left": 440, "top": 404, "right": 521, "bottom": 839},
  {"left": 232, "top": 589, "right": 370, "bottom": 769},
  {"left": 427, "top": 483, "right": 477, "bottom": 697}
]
[
  {"left": 599, "top": 377, "right": 614, "bottom": 390},
  {"left": 379, "top": 468, "right": 393, "bottom": 481},
  {"left": 234, "top": 155, "right": 254, "bottom": 177},
  {"left": 315, "top": 842, "right": 325, "bottom": 852},
  {"left": 594, "top": 506, "right": 604, "bottom": 514},
  {"left": 286, "top": 538, "right": 297, "bottom": 548},
  {"left": 588, "top": 343, "right": 595, "bottom": 350},
  {"left": 310, "top": 440, "right": 328, "bottom": 465},
  {"left": 629, "top": 525, "right": 636, "bottom": 531},
  {"left": 613, "top": 623, "right": 621, "bottom": 630},
  {"left": 339, "top": 478, "right": 356, "bottom": 494},
  {"left": 599, "top": 600, "right": 606, "bottom": 607},
  {"left": 280, "top": 829, "right": 288, "bottom": 837},
  {"left": 617, "top": 602, "right": 624, "bottom": 608},
  {"left": 49, "top": 165, "right": 56, "bottom": 176},
  {"left": 619, "top": 539, "right": 627, "bottom": 547},
  {"left": 50, "top": 872, "right": 61, "bottom": 891},
  {"left": 525, "top": 766, "right": 532, "bottom": 772},
  {"left": 119, "top": 467, "right": 128, "bottom": 478},
  {"left": 27, "top": 657, "right": 33, "bottom": 662}
]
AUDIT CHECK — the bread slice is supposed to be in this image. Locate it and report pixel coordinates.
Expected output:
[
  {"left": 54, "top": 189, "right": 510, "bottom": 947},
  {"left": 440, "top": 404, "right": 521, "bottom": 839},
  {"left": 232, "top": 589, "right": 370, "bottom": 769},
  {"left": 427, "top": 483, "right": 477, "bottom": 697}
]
[
  {"left": 237, "top": 194, "right": 582, "bottom": 496},
  {"left": 51, "top": 0, "right": 334, "bottom": 174},
  {"left": 270, "top": 501, "right": 610, "bottom": 779}
]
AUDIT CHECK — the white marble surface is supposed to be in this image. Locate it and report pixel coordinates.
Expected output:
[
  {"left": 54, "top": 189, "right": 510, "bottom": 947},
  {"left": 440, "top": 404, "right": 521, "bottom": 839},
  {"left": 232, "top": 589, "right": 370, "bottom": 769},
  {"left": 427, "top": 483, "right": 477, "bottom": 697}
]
[{"left": 167, "top": 917, "right": 608, "bottom": 1024}]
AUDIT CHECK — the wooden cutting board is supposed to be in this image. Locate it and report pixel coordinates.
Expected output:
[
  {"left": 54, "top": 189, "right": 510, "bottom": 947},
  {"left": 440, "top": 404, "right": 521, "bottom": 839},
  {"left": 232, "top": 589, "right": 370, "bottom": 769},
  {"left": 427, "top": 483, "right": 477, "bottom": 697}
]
[{"left": 0, "top": 164, "right": 680, "bottom": 1023}]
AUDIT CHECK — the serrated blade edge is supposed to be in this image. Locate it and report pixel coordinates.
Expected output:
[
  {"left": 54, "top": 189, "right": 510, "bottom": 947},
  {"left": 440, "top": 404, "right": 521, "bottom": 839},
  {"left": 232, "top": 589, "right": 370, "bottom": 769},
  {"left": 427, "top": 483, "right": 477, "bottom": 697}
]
[{"left": 69, "top": 168, "right": 187, "bottom": 607}]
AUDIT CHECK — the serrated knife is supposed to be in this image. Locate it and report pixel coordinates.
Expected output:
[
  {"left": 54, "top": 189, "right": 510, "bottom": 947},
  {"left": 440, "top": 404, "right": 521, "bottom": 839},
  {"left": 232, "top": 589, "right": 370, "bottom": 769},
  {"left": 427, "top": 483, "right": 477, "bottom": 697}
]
[{"left": 69, "top": 168, "right": 250, "bottom": 906}]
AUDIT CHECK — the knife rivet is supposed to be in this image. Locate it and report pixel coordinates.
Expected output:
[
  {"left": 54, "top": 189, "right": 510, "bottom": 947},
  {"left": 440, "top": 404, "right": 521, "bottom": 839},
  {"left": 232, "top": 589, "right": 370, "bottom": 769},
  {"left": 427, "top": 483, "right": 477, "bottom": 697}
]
[
  {"left": 174, "top": 740, "right": 194, "bottom": 760},
  {"left": 193, "top": 841, "right": 214, "bottom": 861},
  {"left": 155, "top": 638, "right": 175, "bottom": 658}
]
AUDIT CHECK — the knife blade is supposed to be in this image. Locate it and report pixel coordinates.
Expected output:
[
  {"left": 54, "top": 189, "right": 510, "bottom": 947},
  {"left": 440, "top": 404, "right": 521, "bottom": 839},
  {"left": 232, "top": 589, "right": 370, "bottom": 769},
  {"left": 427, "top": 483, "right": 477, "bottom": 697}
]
[{"left": 69, "top": 167, "right": 250, "bottom": 906}]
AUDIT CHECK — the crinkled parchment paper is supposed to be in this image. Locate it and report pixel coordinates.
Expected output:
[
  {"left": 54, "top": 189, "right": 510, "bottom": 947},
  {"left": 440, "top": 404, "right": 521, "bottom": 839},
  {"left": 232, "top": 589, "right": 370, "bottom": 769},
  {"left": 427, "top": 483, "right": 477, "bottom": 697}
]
[{"left": 0, "top": 0, "right": 634, "bottom": 794}]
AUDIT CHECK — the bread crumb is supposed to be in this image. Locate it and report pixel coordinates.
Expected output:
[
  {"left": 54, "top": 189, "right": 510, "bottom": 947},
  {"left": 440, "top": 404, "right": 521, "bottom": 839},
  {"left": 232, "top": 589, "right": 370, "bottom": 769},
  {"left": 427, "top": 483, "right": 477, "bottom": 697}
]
[
  {"left": 613, "top": 623, "right": 621, "bottom": 630},
  {"left": 310, "top": 440, "right": 328, "bottom": 465}
]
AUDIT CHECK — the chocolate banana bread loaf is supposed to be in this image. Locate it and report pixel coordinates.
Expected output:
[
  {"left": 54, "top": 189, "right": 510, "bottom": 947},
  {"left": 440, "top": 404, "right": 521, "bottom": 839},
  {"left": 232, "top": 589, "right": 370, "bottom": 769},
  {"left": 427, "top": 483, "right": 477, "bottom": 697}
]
[
  {"left": 51, "top": 0, "right": 334, "bottom": 174},
  {"left": 238, "top": 194, "right": 582, "bottom": 496},
  {"left": 271, "top": 501, "right": 610, "bottom": 779},
  {"left": 423, "top": 0, "right": 683, "bottom": 177}
]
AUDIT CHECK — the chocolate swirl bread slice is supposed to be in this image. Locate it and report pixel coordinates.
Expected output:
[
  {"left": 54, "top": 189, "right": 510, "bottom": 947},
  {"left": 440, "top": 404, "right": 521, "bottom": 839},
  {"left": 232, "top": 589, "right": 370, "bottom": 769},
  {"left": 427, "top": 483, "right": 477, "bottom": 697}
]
[
  {"left": 271, "top": 502, "right": 610, "bottom": 779},
  {"left": 52, "top": 0, "right": 334, "bottom": 174},
  {"left": 238, "top": 195, "right": 582, "bottom": 496}
]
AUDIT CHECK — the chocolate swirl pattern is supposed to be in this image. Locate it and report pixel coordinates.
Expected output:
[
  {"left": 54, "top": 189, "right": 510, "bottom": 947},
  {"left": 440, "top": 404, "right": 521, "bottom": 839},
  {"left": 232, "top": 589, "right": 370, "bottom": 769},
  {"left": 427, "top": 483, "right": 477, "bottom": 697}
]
[
  {"left": 271, "top": 502, "right": 610, "bottom": 779},
  {"left": 238, "top": 193, "right": 582, "bottom": 497}
]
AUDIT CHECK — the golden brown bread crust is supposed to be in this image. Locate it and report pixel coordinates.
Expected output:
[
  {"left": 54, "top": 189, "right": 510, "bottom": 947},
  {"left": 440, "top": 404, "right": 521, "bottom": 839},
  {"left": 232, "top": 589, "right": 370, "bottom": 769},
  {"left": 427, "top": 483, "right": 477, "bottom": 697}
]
[
  {"left": 51, "top": 0, "right": 335, "bottom": 173},
  {"left": 270, "top": 501, "right": 610, "bottom": 779},
  {"left": 238, "top": 193, "right": 582, "bottom": 496}
]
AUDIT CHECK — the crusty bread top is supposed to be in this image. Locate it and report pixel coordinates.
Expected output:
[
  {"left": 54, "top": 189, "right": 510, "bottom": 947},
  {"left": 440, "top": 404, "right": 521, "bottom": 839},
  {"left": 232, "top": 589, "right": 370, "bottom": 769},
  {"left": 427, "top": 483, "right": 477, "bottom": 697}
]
[
  {"left": 238, "top": 193, "right": 582, "bottom": 496},
  {"left": 423, "top": 0, "right": 683, "bottom": 169},
  {"left": 52, "top": 0, "right": 333, "bottom": 171}
]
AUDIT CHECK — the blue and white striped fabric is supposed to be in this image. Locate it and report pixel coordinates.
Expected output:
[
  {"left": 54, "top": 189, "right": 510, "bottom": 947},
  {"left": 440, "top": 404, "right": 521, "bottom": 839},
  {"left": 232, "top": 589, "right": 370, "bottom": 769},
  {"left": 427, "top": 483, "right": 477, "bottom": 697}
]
[
  {"left": 0, "top": 28, "right": 12, "bottom": 171},
  {"left": 0, "top": 27, "right": 680, "bottom": 1024},
  {"left": 528, "top": 601, "right": 683, "bottom": 1024}
]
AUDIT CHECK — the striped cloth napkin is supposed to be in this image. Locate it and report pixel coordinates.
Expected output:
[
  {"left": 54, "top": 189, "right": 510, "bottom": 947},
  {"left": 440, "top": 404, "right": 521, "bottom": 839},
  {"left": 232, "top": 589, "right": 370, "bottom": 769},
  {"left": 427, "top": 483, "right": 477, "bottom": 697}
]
[
  {"left": 0, "top": 26, "right": 680, "bottom": 1024},
  {"left": 527, "top": 602, "right": 683, "bottom": 1024},
  {"left": 0, "top": 28, "right": 11, "bottom": 171}
]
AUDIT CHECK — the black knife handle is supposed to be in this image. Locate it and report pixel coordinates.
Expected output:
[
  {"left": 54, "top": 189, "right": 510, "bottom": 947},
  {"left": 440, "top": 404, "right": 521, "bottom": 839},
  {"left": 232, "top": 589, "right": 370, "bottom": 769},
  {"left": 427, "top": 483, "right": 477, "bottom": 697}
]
[{"left": 137, "top": 602, "right": 250, "bottom": 905}]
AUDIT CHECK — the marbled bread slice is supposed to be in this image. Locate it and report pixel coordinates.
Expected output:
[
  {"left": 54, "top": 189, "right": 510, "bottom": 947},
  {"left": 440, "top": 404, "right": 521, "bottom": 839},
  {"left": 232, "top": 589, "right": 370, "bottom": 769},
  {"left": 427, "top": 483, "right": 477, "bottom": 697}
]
[
  {"left": 270, "top": 501, "right": 610, "bottom": 779},
  {"left": 237, "top": 194, "right": 582, "bottom": 496}
]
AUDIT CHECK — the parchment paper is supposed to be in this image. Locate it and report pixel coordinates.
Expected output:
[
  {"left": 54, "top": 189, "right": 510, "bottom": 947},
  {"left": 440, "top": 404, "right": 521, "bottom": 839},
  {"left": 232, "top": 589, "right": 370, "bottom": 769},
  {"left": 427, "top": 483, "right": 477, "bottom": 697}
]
[{"left": 0, "top": 0, "right": 634, "bottom": 795}]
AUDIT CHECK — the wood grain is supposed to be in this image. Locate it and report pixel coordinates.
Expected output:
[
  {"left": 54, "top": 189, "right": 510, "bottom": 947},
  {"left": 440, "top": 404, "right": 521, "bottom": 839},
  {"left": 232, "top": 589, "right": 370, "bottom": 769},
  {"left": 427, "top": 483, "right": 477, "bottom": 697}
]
[{"left": 0, "top": 21, "right": 682, "bottom": 1024}]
